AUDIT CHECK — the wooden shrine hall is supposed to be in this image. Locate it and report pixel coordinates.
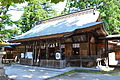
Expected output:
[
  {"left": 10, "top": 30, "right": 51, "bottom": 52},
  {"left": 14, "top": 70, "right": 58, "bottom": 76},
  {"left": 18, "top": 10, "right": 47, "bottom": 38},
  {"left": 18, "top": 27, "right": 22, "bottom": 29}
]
[{"left": 10, "top": 8, "right": 108, "bottom": 68}]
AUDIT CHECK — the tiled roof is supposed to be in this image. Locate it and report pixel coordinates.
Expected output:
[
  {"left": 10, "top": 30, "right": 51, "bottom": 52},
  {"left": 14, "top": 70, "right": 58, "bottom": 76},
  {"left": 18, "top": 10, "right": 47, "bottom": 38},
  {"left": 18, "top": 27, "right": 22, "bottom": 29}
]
[{"left": 13, "top": 8, "right": 101, "bottom": 41}]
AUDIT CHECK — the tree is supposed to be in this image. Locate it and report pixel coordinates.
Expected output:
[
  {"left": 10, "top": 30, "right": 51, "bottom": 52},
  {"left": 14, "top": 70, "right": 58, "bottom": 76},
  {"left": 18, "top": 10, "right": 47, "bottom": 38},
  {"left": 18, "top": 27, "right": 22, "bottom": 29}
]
[
  {"left": 0, "top": 27, "right": 21, "bottom": 40},
  {"left": 17, "top": 0, "right": 58, "bottom": 33},
  {"left": 0, "top": 0, "right": 61, "bottom": 40},
  {"left": 0, "top": 0, "right": 64, "bottom": 5},
  {"left": 0, "top": 3, "right": 20, "bottom": 41},
  {"left": 0, "top": 4, "right": 12, "bottom": 30},
  {"left": 0, "top": 0, "right": 31, "bottom": 5},
  {"left": 0, "top": 0, "right": 62, "bottom": 41},
  {"left": 62, "top": 0, "right": 120, "bottom": 34}
]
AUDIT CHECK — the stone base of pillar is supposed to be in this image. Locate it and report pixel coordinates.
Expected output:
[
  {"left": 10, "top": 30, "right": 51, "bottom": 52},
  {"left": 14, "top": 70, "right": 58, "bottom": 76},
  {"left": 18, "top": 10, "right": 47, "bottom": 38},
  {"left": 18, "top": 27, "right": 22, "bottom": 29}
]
[
  {"left": 0, "top": 68, "right": 9, "bottom": 80},
  {"left": 0, "top": 68, "right": 5, "bottom": 75},
  {"left": 0, "top": 75, "right": 9, "bottom": 80},
  {"left": 0, "top": 52, "right": 9, "bottom": 80}
]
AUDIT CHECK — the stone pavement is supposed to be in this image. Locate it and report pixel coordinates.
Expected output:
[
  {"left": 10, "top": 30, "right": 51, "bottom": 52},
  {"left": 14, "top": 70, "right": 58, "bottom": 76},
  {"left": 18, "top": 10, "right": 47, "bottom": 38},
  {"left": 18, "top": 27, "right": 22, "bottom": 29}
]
[
  {"left": 4, "top": 64, "right": 100, "bottom": 80},
  {"left": 3, "top": 64, "right": 86, "bottom": 80},
  {"left": 4, "top": 64, "right": 63, "bottom": 80}
]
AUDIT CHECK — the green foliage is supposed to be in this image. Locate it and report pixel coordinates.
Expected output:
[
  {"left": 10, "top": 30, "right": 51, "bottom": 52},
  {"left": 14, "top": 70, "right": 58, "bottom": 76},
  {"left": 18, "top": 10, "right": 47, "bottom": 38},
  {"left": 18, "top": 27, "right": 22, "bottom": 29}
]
[
  {"left": 0, "top": 27, "right": 21, "bottom": 40},
  {"left": 0, "top": 0, "right": 64, "bottom": 5},
  {"left": 0, "top": 0, "right": 60, "bottom": 40},
  {"left": 17, "top": 0, "right": 58, "bottom": 33},
  {"left": 0, "top": 14, "right": 14, "bottom": 29},
  {"left": 62, "top": 0, "right": 120, "bottom": 34},
  {"left": 0, "top": 4, "right": 12, "bottom": 30},
  {"left": 0, "top": 4, "right": 20, "bottom": 40},
  {"left": 0, "top": 0, "right": 32, "bottom": 5}
]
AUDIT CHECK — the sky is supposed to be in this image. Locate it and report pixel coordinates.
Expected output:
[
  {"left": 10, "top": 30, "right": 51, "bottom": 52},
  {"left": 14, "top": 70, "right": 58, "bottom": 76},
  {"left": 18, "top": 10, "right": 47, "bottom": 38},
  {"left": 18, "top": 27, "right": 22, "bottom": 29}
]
[
  {"left": 5, "top": 1, "right": 66, "bottom": 29},
  {"left": 7, "top": 3, "right": 28, "bottom": 21},
  {"left": 8, "top": 2, "right": 66, "bottom": 21},
  {"left": 52, "top": 2, "right": 66, "bottom": 12}
]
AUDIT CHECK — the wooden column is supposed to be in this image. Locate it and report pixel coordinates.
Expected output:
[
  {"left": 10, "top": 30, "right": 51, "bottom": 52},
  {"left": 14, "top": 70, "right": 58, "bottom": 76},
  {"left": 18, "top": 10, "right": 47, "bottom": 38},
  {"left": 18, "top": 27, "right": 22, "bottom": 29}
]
[
  {"left": 105, "top": 39, "right": 108, "bottom": 57},
  {"left": 45, "top": 39, "right": 49, "bottom": 59},
  {"left": 35, "top": 41, "right": 39, "bottom": 63},
  {"left": 79, "top": 42, "right": 82, "bottom": 67},
  {"left": 34, "top": 41, "right": 37, "bottom": 63},
  {"left": 32, "top": 41, "right": 35, "bottom": 65},
  {"left": 24, "top": 42, "right": 26, "bottom": 59},
  {"left": 26, "top": 42, "right": 28, "bottom": 52},
  {"left": 65, "top": 43, "right": 72, "bottom": 56},
  {"left": 38, "top": 41, "right": 41, "bottom": 66},
  {"left": 88, "top": 33, "right": 91, "bottom": 56},
  {"left": 58, "top": 40, "right": 62, "bottom": 53},
  {"left": 55, "top": 40, "right": 59, "bottom": 53},
  {"left": 95, "top": 40, "right": 98, "bottom": 56},
  {"left": 79, "top": 43, "right": 81, "bottom": 56}
]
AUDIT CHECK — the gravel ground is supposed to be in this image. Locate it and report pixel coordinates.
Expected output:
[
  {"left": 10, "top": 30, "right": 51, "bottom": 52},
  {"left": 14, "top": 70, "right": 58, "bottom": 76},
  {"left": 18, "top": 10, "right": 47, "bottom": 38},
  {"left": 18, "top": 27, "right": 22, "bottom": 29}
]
[
  {"left": 0, "top": 76, "right": 9, "bottom": 80},
  {"left": 4, "top": 64, "right": 120, "bottom": 80},
  {"left": 47, "top": 72, "right": 120, "bottom": 80},
  {"left": 4, "top": 65, "right": 64, "bottom": 80}
]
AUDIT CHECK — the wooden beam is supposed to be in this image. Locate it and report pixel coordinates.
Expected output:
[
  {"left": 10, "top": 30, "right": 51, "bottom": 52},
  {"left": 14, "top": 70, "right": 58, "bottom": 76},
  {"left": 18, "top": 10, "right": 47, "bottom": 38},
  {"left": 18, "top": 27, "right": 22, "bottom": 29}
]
[
  {"left": 10, "top": 33, "right": 65, "bottom": 43},
  {"left": 74, "top": 23, "right": 104, "bottom": 34},
  {"left": 35, "top": 41, "right": 38, "bottom": 63}
]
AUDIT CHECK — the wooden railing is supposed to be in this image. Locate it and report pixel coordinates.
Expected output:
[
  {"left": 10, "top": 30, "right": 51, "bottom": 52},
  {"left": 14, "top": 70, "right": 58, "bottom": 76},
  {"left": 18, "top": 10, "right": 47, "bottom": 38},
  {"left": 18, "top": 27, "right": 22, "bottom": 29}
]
[
  {"left": 65, "top": 55, "right": 101, "bottom": 61},
  {"left": 20, "top": 59, "right": 33, "bottom": 65},
  {"left": 39, "top": 60, "right": 66, "bottom": 68},
  {"left": 18, "top": 54, "right": 101, "bottom": 68},
  {"left": 2, "top": 59, "right": 15, "bottom": 64}
]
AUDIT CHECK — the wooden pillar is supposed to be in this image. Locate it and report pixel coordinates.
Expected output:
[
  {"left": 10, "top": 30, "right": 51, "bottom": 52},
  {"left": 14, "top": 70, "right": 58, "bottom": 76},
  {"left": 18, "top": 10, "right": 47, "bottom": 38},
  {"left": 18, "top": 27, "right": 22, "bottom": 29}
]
[
  {"left": 26, "top": 42, "right": 28, "bottom": 52},
  {"left": 55, "top": 43, "right": 58, "bottom": 53},
  {"left": 24, "top": 43, "right": 26, "bottom": 59},
  {"left": 34, "top": 41, "right": 37, "bottom": 64},
  {"left": 35, "top": 41, "right": 39, "bottom": 63},
  {"left": 32, "top": 41, "right": 35, "bottom": 65},
  {"left": 65, "top": 43, "right": 72, "bottom": 56},
  {"left": 79, "top": 43, "right": 82, "bottom": 67},
  {"left": 79, "top": 43, "right": 81, "bottom": 56},
  {"left": 105, "top": 39, "right": 108, "bottom": 57},
  {"left": 38, "top": 41, "right": 41, "bottom": 66},
  {"left": 95, "top": 40, "right": 98, "bottom": 56},
  {"left": 59, "top": 43, "right": 62, "bottom": 53},
  {"left": 88, "top": 33, "right": 91, "bottom": 56},
  {"left": 45, "top": 39, "right": 49, "bottom": 59}
]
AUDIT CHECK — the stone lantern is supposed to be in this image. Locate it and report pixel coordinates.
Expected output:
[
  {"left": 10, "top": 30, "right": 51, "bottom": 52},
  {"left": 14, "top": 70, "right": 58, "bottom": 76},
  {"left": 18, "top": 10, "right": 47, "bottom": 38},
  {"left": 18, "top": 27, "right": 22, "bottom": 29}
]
[{"left": 0, "top": 47, "right": 9, "bottom": 80}]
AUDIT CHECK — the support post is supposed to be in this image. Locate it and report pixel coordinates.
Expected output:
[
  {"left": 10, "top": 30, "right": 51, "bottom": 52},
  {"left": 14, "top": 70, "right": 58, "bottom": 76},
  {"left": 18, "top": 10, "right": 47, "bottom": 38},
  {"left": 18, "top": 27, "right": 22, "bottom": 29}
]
[
  {"left": 38, "top": 41, "right": 41, "bottom": 66},
  {"left": 65, "top": 43, "right": 72, "bottom": 56},
  {"left": 95, "top": 40, "right": 98, "bottom": 56},
  {"left": 45, "top": 39, "right": 49, "bottom": 59},
  {"left": 79, "top": 43, "right": 82, "bottom": 67},
  {"left": 88, "top": 33, "right": 91, "bottom": 56},
  {"left": 105, "top": 39, "right": 108, "bottom": 57},
  {"left": 32, "top": 41, "right": 35, "bottom": 65},
  {"left": 35, "top": 41, "right": 38, "bottom": 63},
  {"left": 24, "top": 44, "right": 26, "bottom": 59}
]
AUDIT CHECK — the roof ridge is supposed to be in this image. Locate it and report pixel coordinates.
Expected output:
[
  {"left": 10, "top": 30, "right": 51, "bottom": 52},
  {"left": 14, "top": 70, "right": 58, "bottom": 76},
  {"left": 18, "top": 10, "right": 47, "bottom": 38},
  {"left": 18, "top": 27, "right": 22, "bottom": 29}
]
[{"left": 36, "top": 8, "right": 95, "bottom": 24}]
